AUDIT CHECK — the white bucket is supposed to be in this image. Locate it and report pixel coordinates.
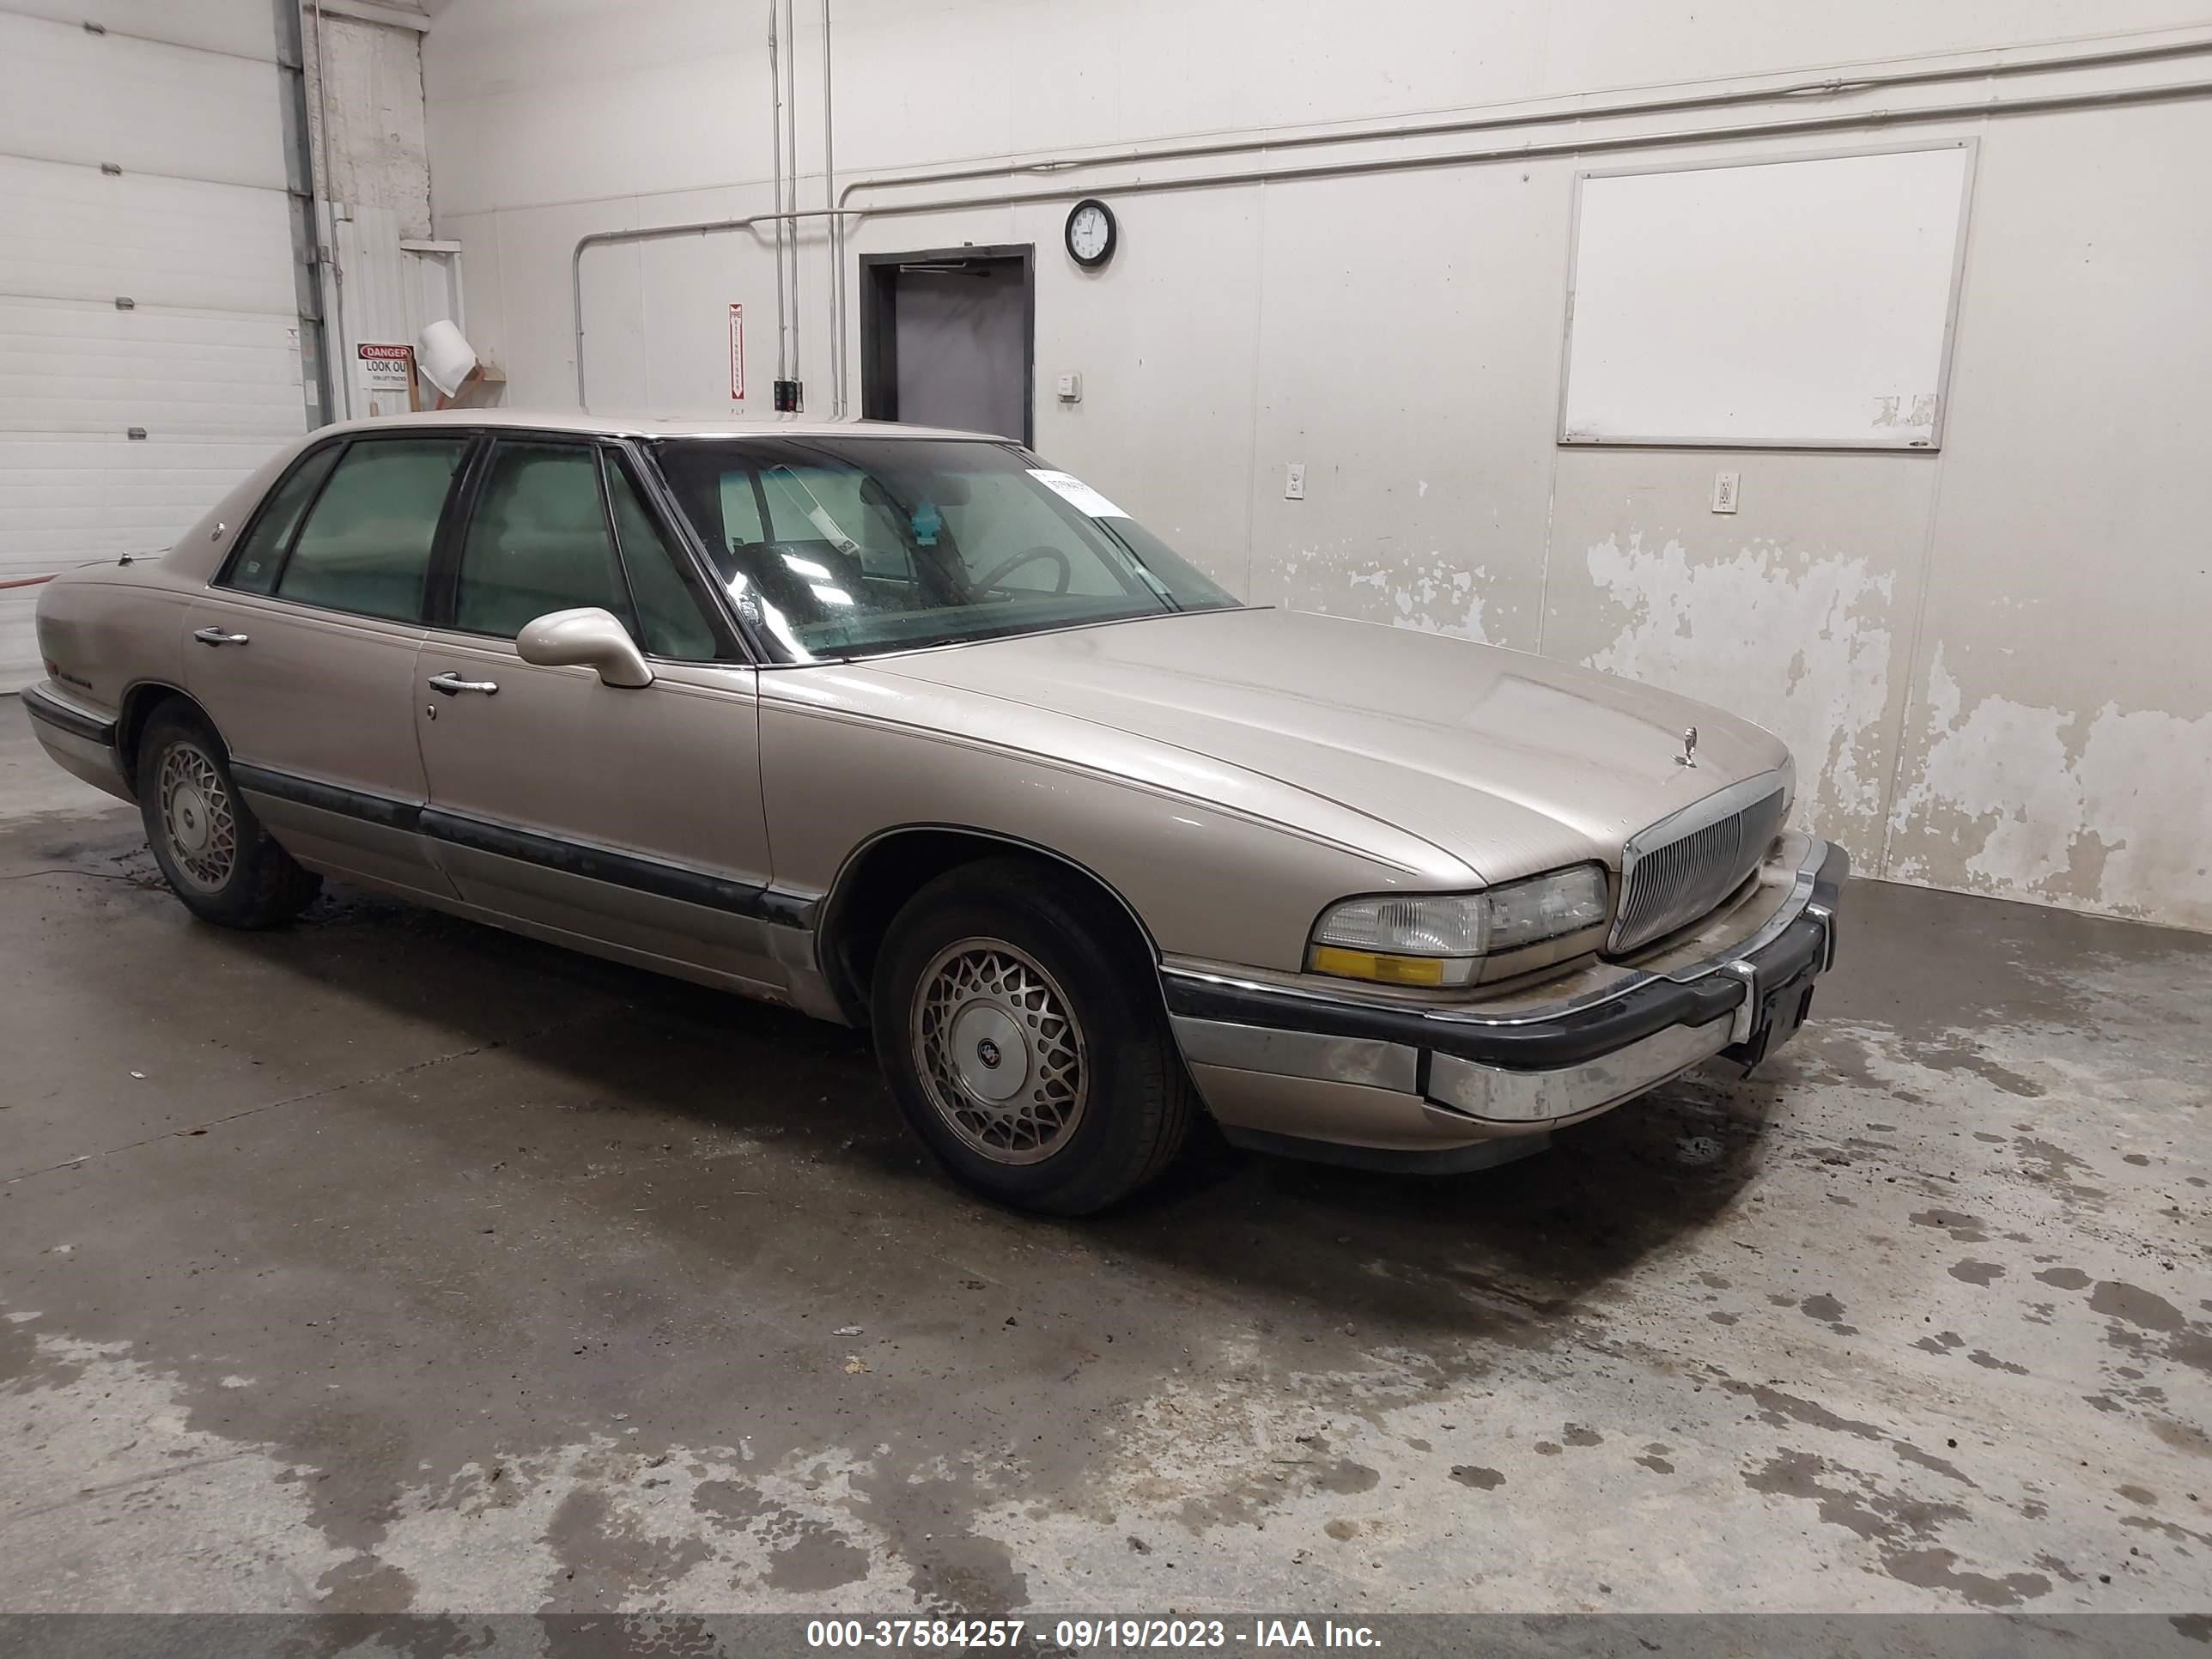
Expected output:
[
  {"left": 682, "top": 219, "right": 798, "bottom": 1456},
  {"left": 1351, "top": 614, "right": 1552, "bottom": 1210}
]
[{"left": 416, "top": 319, "right": 477, "bottom": 398}]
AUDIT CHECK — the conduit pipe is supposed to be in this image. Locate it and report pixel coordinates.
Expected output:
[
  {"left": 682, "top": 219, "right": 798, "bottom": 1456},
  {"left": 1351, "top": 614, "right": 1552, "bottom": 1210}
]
[
  {"left": 765, "top": 0, "right": 786, "bottom": 384},
  {"left": 307, "top": 0, "right": 352, "bottom": 418},
  {"left": 573, "top": 48, "right": 2212, "bottom": 412},
  {"left": 822, "top": 0, "right": 839, "bottom": 413},
  {"left": 784, "top": 0, "right": 802, "bottom": 394},
  {"left": 811, "top": 27, "right": 2212, "bottom": 416},
  {"left": 827, "top": 30, "right": 2212, "bottom": 225}
]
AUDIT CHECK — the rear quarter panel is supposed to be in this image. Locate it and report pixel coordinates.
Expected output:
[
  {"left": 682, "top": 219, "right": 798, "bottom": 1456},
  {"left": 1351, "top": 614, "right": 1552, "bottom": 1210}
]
[{"left": 33, "top": 565, "right": 193, "bottom": 720}]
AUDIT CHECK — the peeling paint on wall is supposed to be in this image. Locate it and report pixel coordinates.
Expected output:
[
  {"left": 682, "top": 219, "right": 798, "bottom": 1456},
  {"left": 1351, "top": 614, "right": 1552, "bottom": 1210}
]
[
  {"left": 1279, "top": 542, "right": 1499, "bottom": 643},
  {"left": 1887, "top": 645, "right": 2212, "bottom": 929},
  {"left": 1581, "top": 533, "right": 1897, "bottom": 856}
]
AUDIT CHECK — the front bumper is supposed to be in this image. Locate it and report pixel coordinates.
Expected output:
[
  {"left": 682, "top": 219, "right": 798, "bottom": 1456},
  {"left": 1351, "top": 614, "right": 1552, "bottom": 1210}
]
[{"left": 1163, "top": 836, "right": 1847, "bottom": 1172}]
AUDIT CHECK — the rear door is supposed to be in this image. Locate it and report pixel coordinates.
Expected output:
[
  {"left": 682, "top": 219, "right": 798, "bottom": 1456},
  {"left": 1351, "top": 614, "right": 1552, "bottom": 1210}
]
[
  {"left": 410, "top": 435, "right": 787, "bottom": 994},
  {"left": 184, "top": 430, "right": 470, "bottom": 896}
]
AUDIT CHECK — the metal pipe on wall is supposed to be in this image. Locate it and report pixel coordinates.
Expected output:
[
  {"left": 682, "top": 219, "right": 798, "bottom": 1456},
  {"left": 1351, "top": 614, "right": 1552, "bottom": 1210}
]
[
  {"left": 307, "top": 0, "right": 352, "bottom": 419},
  {"left": 825, "top": 29, "right": 2212, "bottom": 230},
  {"left": 766, "top": 0, "right": 787, "bottom": 384},
  {"left": 822, "top": 0, "right": 839, "bottom": 416},
  {"left": 572, "top": 47, "right": 2212, "bottom": 412},
  {"left": 784, "top": 0, "right": 801, "bottom": 398},
  {"left": 276, "top": 0, "right": 335, "bottom": 428}
]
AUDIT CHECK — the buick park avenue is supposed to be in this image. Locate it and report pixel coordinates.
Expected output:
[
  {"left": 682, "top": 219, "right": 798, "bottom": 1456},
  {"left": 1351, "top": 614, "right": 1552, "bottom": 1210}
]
[{"left": 25, "top": 413, "right": 1844, "bottom": 1213}]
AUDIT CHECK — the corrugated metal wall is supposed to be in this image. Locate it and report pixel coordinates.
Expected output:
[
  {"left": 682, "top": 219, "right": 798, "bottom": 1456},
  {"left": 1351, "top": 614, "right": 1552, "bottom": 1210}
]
[{"left": 0, "top": 2, "right": 308, "bottom": 689}]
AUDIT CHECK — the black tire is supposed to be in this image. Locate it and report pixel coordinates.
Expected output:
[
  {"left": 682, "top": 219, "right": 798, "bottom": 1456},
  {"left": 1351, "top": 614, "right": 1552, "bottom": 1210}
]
[
  {"left": 872, "top": 857, "right": 1197, "bottom": 1215},
  {"left": 137, "top": 703, "right": 320, "bottom": 929}
]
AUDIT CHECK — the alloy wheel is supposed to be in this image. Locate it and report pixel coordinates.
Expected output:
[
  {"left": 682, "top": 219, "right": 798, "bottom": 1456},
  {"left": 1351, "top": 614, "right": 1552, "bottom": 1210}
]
[
  {"left": 158, "top": 742, "right": 239, "bottom": 893},
  {"left": 911, "top": 937, "right": 1089, "bottom": 1164}
]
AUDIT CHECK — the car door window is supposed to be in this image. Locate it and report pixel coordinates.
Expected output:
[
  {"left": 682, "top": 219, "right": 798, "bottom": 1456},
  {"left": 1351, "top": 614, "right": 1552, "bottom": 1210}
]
[
  {"left": 276, "top": 437, "right": 468, "bottom": 621},
  {"left": 221, "top": 444, "right": 341, "bottom": 594},
  {"left": 603, "top": 453, "right": 720, "bottom": 660},
  {"left": 454, "top": 441, "right": 635, "bottom": 639}
]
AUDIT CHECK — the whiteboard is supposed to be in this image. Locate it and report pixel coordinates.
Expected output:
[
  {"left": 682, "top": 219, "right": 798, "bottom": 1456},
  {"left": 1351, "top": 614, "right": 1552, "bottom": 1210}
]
[{"left": 1559, "top": 144, "right": 1974, "bottom": 449}]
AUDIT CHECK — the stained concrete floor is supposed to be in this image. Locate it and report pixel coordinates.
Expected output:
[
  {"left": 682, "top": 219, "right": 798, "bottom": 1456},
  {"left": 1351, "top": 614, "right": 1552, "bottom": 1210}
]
[{"left": 0, "top": 696, "right": 2207, "bottom": 1619}]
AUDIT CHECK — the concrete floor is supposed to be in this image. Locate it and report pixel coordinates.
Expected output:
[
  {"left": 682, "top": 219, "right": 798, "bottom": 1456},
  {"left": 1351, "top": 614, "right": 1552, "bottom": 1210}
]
[{"left": 1, "top": 694, "right": 2207, "bottom": 1618}]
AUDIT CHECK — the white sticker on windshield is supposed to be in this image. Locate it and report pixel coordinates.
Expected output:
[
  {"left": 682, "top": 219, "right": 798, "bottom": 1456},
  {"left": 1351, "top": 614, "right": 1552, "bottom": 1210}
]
[{"left": 1028, "top": 468, "right": 1127, "bottom": 520}]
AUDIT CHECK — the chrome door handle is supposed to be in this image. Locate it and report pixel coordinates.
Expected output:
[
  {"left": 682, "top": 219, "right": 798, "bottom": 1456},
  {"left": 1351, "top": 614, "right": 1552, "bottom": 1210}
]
[
  {"left": 426, "top": 672, "right": 499, "bottom": 696},
  {"left": 192, "top": 627, "right": 249, "bottom": 647}
]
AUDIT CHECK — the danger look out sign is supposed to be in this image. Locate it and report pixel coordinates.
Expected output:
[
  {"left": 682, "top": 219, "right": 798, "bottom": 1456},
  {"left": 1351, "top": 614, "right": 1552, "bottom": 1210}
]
[{"left": 356, "top": 343, "right": 414, "bottom": 392}]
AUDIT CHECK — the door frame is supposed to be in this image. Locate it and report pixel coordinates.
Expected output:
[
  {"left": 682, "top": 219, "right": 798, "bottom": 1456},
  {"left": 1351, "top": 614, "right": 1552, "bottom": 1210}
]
[{"left": 858, "top": 244, "right": 1036, "bottom": 444}]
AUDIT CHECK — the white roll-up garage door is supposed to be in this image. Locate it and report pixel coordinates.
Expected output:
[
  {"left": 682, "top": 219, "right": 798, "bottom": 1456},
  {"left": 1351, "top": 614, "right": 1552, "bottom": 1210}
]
[{"left": 1, "top": 2, "right": 308, "bottom": 689}]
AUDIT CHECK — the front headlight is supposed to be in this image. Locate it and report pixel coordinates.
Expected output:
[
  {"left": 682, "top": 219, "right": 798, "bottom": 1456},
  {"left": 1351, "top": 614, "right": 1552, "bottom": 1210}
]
[{"left": 1308, "top": 865, "right": 1610, "bottom": 988}]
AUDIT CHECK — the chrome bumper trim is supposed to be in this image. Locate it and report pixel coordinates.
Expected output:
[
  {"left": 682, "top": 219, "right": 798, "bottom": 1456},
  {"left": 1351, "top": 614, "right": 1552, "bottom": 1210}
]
[
  {"left": 1427, "top": 1014, "right": 1733, "bottom": 1125},
  {"left": 1165, "top": 836, "right": 1844, "bottom": 1146},
  {"left": 1165, "top": 831, "right": 1832, "bottom": 1036},
  {"left": 1804, "top": 901, "right": 1838, "bottom": 974},
  {"left": 1717, "top": 958, "right": 1760, "bottom": 1045},
  {"left": 1170, "top": 1018, "right": 1420, "bottom": 1094}
]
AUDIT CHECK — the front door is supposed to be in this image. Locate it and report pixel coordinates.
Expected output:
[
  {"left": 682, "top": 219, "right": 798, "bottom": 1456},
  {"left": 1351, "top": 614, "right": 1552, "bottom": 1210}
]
[
  {"left": 410, "top": 435, "right": 786, "bottom": 994},
  {"left": 184, "top": 431, "right": 471, "bottom": 896}
]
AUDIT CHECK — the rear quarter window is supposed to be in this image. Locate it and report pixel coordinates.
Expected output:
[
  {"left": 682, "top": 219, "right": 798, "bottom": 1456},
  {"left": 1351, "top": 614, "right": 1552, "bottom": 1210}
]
[
  {"left": 220, "top": 446, "right": 342, "bottom": 594},
  {"left": 274, "top": 437, "right": 470, "bottom": 623}
]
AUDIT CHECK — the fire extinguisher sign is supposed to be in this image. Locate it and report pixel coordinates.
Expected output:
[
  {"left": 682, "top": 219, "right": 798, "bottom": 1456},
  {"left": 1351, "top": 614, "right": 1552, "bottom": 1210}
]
[{"left": 728, "top": 304, "right": 745, "bottom": 402}]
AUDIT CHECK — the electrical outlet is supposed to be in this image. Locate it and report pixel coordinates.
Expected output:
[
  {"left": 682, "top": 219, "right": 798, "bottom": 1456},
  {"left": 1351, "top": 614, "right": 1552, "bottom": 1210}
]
[
  {"left": 1711, "top": 471, "right": 1740, "bottom": 514},
  {"left": 1284, "top": 463, "right": 1306, "bottom": 501}
]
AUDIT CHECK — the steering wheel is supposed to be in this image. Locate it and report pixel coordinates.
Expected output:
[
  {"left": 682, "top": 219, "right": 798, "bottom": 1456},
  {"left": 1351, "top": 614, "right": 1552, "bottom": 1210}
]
[{"left": 971, "top": 544, "right": 1073, "bottom": 597}]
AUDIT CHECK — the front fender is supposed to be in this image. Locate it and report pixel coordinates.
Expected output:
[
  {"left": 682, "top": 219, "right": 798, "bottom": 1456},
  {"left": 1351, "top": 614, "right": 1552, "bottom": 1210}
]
[{"left": 758, "top": 684, "right": 1468, "bottom": 976}]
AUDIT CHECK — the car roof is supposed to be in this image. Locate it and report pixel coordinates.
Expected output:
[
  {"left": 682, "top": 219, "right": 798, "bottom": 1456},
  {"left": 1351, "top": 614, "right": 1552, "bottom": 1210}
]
[{"left": 312, "top": 410, "right": 1019, "bottom": 444}]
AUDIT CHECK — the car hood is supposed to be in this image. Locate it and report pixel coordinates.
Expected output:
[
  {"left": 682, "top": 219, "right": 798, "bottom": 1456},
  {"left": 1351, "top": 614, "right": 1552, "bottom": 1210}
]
[{"left": 868, "top": 607, "right": 1791, "bottom": 884}]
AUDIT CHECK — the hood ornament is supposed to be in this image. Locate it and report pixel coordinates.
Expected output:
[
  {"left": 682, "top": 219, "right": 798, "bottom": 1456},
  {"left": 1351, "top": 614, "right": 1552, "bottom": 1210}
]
[{"left": 1675, "top": 726, "right": 1698, "bottom": 769}]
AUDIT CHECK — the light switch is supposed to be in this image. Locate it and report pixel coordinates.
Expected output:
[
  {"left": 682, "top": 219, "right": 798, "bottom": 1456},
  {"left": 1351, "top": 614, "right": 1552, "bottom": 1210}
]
[
  {"left": 1055, "top": 372, "right": 1081, "bottom": 404},
  {"left": 1285, "top": 463, "right": 1306, "bottom": 501},
  {"left": 1711, "top": 471, "right": 1740, "bottom": 514}
]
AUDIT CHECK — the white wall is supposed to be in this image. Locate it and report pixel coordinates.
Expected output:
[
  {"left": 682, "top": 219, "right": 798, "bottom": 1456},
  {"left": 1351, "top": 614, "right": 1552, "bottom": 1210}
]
[{"left": 422, "top": 0, "right": 2212, "bottom": 932}]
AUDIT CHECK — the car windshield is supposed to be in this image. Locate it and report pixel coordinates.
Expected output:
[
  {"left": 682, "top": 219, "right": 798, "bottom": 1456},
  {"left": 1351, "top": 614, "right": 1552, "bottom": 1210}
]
[{"left": 650, "top": 436, "right": 1239, "bottom": 662}]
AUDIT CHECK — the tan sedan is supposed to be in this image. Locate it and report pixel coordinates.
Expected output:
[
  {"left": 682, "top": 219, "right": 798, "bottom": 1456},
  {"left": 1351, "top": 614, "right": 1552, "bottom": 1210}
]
[{"left": 25, "top": 412, "right": 1844, "bottom": 1212}]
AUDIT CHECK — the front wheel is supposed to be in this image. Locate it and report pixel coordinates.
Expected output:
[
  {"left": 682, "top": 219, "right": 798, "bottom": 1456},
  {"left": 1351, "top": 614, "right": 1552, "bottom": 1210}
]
[
  {"left": 137, "top": 704, "right": 320, "bottom": 928},
  {"left": 872, "top": 858, "right": 1196, "bottom": 1215}
]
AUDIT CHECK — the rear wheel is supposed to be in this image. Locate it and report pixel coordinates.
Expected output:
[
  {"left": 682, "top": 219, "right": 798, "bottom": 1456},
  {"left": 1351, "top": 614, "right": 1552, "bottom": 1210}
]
[
  {"left": 872, "top": 858, "right": 1196, "bottom": 1214},
  {"left": 137, "top": 704, "right": 319, "bottom": 928}
]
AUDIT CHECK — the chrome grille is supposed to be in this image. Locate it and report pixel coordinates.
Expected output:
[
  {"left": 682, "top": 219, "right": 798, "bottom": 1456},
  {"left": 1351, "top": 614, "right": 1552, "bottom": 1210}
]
[{"left": 1609, "top": 780, "right": 1790, "bottom": 956}]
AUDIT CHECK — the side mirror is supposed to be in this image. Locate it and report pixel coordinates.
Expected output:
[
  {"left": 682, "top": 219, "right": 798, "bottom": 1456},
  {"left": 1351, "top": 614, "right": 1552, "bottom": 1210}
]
[{"left": 515, "top": 607, "right": 654, "bottom": 689}]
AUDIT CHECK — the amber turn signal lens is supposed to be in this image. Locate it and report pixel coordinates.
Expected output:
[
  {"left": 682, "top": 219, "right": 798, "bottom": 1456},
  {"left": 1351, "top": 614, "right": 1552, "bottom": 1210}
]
[{"left": 1307, "top": 946, "right": 1449, "bottom": 987}]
